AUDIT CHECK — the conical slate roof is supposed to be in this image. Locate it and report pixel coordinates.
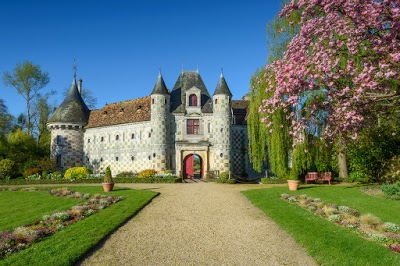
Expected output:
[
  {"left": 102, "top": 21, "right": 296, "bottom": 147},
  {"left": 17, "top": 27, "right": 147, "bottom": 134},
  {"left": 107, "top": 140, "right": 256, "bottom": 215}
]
[
  {"left": 213, "top": 73, "right": 232, "bottom": 97},
  {"left": 48, "top": 78, "right": 90, "bottom": 124},
  {"left": 151, "top": 73, "right": 169, "bottom": 95},
  {"left": 170, "top": 71, "right": 213, "bottom": 113}
]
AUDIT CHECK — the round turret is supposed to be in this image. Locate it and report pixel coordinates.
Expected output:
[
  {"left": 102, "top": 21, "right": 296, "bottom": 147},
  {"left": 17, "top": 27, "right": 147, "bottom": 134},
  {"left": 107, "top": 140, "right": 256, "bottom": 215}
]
[
  {"left": 150, "top": 73, "right": 170, "bottom": 171},
  {"left": 212, "top": 72, "right": 232, "bottom": 173},
  {"left": 47, "top": 78, "right": 90, "bottom": 171}
]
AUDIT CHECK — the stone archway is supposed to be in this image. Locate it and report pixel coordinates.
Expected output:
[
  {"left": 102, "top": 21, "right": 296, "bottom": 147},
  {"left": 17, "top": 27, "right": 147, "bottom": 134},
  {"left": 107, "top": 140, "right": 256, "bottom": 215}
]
[{"left": 183, "top": 154, "right": 203, "bottom": 179}]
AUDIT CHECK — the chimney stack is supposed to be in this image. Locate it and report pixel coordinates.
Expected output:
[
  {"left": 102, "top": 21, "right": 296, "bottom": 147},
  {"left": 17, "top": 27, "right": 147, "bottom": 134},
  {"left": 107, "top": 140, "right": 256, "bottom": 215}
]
[{"left": 78, "top": 79, "right": 82, "bottom": 94}]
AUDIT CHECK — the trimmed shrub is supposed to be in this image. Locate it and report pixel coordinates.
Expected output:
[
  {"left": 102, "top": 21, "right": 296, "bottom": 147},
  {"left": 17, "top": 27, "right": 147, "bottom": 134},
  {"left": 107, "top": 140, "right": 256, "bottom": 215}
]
[
  {"left": 23, "top": 168, "right": 42, "bottom": 178},
  {"left": 0, "top": 159, "right": 17, "bottom": 179},
  {"left": 219, "top": 171, "right": 230, "bottom": 179},
  {"left": 103, "top": 166, "right": 113, "bottom": 183},
  {"left": 260, "top": 177, "right": 287, "bottom": 184},
  {"left": 381, "top": 182, "right": 400, "bottom": 199},
  {"left": 214, "top": 178, "right": 236, "bottom": 184},
  {"left": 138, "top": 169, "right": 157, "bottom": 178},
  {"left": 64, "top": 167, "right": 92, "bottom": 179},
  {"left": 115, "top": 171, "right": 137, "bottom": 178},
  {"left": 38, "top": 158, "right": 57, "bottom": 172}
]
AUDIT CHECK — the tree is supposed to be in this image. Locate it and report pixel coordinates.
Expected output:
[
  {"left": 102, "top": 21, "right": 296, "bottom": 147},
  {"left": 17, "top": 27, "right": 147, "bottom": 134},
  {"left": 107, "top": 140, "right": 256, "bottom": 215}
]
[
  {"left": 62, "top": 85, "right": 97, "bottom": 109},
  {"left": 259, "top": 0, "right": 400, "bottom": 179},
  {"left": 0, "top": 98, "right": 13, "bottom": 137},
  {"left": 3, "top": 61, "right": 50, "bottom": 136},
  {"left": 248, "top": 0, "right": 298, "bottom": 177},
  {"left": 33, "top": 95, "right": 52, "bottom": 154}
]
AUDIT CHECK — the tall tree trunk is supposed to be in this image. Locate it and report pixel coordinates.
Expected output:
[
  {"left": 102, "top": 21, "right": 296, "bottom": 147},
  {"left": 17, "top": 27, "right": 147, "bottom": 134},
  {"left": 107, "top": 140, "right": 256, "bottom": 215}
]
[
  {"left": 26, "top": 99, "right": 31, "bottom": 137},
  {"left": 338, "top": 135, "right": 348, "bottom": 180}
]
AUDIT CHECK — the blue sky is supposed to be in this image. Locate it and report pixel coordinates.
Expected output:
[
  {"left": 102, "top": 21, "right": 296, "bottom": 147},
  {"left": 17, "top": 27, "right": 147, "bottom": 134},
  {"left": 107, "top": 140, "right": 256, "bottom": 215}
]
[{"left": 0, "top": 0, "right": 282, "bottom": 117}]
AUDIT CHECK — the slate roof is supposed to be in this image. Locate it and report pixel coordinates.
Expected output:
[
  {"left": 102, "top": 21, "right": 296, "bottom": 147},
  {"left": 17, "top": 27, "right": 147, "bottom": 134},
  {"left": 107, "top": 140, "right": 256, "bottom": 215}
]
[
  {"left": 48, "top": 79, "right": 90, "bottom": 124},
  {"left": 170, "top": 71, "right": 213, "bottom": 113},
  {"left": 151, "top": 73, "right": 169, "bottom": 95},
  {"left": 232, "top": 100, "right": 249, "bottom": 125},
  {"left": 85, "top": 97, "right": 151, "bottom": 128},
  {"left": 213, "top": 73, "right": 232, "bottom": 97}
]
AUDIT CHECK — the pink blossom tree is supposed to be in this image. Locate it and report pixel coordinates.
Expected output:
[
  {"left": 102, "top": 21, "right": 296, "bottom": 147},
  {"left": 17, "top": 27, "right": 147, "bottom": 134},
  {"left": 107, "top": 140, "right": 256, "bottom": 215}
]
[{"left": 260, "top": 0, "right": 400, "bottom": 178}]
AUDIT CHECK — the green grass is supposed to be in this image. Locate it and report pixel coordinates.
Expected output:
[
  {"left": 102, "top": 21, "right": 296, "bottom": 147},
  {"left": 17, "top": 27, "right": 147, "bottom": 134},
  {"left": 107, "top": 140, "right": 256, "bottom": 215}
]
[
  {"left": 0, "top": 190, "right": 84, "bottom": 231},
  {"left": 242, "top": 185, "right": 400, "bottom": 266},
  {"left": 0, "top": 186, "right": 158, "bottom": 266}
]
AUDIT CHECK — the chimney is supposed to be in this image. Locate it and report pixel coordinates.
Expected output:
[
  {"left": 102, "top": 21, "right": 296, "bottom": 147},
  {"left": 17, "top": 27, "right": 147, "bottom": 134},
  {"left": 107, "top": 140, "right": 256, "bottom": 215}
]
[{"left": 78, "top": 79, "right": 83, "bottom": 94}]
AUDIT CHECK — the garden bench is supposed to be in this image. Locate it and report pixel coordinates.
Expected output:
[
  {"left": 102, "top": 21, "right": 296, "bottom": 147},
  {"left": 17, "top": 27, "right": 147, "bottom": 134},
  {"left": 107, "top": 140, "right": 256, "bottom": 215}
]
[{"left": 305, "top": 172, "right": 332, "bottom": 185}]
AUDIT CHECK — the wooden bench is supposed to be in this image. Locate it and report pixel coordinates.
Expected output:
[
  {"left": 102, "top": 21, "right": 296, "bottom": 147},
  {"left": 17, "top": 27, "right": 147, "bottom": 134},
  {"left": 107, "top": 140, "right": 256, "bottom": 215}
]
[{"left": 305, "top": 172, "right": 332, "bottom": 185}]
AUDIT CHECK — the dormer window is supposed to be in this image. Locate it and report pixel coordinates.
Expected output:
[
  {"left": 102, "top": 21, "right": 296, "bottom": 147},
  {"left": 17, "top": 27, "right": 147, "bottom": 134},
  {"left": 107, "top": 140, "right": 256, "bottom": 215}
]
[{"left": 189, "top": 94, "right": 198, "bottom": 106}]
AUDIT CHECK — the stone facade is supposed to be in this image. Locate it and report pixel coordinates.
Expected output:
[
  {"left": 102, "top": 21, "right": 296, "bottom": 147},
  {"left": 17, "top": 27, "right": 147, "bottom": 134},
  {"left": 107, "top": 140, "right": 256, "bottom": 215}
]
[{"left": 48, "top": 71, "right": 255, "bottom": 178}]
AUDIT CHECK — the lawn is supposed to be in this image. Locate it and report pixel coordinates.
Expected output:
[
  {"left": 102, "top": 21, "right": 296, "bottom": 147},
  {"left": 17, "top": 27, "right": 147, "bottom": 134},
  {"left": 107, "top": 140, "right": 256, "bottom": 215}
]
[
  {"left": 0, "top": 190, "right": 84, "bottom": 231},
  {"left": 0, "top": 186, "right": 158, "bottom": 266},
  {"left": 242, "top": 185, "right": 400, "bottom": 266}
]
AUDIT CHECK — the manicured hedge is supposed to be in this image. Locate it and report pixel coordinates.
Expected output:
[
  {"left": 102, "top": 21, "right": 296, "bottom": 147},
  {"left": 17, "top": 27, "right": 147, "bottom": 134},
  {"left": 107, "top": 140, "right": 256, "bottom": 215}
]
[
  {"left": 0, "top": 177, "right": 182, "bottom": 186},
  {"left": 260, "top": 177, "right": 288, "bottom": 184}
]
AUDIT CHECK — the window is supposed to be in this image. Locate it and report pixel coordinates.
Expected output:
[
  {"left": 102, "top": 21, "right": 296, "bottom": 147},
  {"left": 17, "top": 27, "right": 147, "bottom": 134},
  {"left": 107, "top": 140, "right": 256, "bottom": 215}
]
[
  {"left": 131, "top": 156, "right": 135, "bottom": 161},
  {"left": 148, "top": 132, "right": 151, "bottom": 138},
  {"left": 187, "top": 119, "right": 200, "bottom": 135},
  {"left": 189, "top": 94, "right": 198, "bottom": 106},
  {"left": 56, "top": 155, "right": 62, "bottom": 167},
  {"left": 116, "top": 157, "right": 119, "bottom": 161},
  {"left": 131, "top": 133, "right": 135, "bottom": 139},
  {"left": 116, "top": 135, "right": 119, "bottom": 141},
  {"left": 152, "top": 98, "right": 155, "bottom": 104},
  {"left": 88, "top": 138, "right": 91, "bottom": 143},
  {"left": 56, "top": 135, "right": 62, "bottom": 145},
  {"left": 100, "top": 158, "right": 103, "bottom": 162},
  {"left": 215, "top": 99, "right": 218, "bottom": 104},
  {"left": 101, "top": 137, "right": 104, "bottom": 142}
]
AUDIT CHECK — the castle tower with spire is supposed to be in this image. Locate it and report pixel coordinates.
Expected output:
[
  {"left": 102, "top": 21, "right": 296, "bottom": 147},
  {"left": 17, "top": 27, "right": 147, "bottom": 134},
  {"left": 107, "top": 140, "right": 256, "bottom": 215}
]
[
  {"left": 150, "top": 72, "right": 170, "bottom": 171},
  {"left": 47, "top": 75, "right": 90, "bottom": 171},
  {"left": 211, "top": 71, "right": 232, "bottom": 174}
]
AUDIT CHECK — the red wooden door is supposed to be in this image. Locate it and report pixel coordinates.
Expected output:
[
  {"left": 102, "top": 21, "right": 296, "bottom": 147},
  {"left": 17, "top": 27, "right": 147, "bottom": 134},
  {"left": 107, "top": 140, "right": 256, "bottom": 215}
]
[{"left": 184, "top": 154, "right": 194, "bottom": 178}]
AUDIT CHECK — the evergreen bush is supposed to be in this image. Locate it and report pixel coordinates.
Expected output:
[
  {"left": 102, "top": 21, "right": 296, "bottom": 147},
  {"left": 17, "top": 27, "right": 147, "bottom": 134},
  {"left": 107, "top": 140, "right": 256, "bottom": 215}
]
[
  {"left": 103, "top": 166, "right": 113, "bottom": 183},
  {"left": 0, "top": 158, "right": 17, "bottom": 179}
]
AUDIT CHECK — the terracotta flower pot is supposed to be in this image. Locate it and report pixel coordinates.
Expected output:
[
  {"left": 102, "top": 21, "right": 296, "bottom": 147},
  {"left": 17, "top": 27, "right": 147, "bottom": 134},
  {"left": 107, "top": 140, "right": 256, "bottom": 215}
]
[
  {"left": 287, "top": 180, "right": 300, "bottom": 191},
  {"left": 102, "top": 182, "right": 114, "bottom": 192}
]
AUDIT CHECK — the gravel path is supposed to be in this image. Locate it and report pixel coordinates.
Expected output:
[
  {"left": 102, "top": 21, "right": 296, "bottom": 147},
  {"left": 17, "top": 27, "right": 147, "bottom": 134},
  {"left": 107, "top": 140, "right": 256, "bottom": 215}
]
[{"left": 79, "top": 182, "right": 317, "bottom": 266}]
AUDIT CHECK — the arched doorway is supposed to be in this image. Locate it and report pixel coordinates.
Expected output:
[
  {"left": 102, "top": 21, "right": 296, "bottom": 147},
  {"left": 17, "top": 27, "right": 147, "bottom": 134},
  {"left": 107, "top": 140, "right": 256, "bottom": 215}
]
[{"left": 183, "top": 154, "right": 203, "bottom": 179}]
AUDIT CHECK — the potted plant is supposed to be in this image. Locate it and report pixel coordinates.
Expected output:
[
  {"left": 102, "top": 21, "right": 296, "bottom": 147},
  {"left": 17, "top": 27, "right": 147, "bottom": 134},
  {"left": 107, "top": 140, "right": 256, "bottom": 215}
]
[
  {"left": 102, "top": 166, "right": 114, "bottom": 192},
  {"left": 287, "top": 171, "right": 300, "bottom": 191}
]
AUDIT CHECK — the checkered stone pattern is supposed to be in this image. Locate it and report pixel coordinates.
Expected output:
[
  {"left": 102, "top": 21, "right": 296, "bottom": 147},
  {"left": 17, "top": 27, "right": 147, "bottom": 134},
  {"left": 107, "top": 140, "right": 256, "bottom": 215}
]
[
  {"left": 49, "top": 124, "right": 85, "bottom": 171},
  {"left": 231, "top": 126, "right": 247, "bottom": 176},
  {"left": 84, "top": 122, "right": 156, "bottom": 175}
]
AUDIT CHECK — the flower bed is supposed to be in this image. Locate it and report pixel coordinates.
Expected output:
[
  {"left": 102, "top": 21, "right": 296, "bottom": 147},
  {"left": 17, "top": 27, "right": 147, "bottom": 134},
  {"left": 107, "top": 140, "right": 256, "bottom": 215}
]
[
  {"left": 281, "top": 193, "right": 400, "bottom": 253},
  {"left": 0, "top": 188, "right": 124, "bottom": 259}
]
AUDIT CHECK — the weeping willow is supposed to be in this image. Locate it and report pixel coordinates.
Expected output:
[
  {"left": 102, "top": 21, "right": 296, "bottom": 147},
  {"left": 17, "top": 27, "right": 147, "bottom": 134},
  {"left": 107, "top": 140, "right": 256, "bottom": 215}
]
[{"left": 247, "top": 1, "right": 299, "bottom": 178}]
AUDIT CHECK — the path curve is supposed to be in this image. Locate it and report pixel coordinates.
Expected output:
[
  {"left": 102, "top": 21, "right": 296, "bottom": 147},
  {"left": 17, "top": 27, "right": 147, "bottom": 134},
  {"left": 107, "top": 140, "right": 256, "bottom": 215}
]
[{"left": 79, "top": 182, "right": 316, "bottom": 266}]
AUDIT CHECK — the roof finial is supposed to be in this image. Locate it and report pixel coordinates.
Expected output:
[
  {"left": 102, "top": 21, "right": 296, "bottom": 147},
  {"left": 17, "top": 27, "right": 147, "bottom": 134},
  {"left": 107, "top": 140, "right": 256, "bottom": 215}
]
[
  {"left": 196, "top": 65, "right": 199, "bottom": 73},
  {"left": 181, "top": 61, "right": 184, "bottom": 74},
  {"left": 73, "top": 58, "right": 77, "bottom": 80},
  {"left": 158, "top": 67, "right": 162, "bottom": 77},
  {"left": 220, "top": 67, "right": 224, "bottom": 78}
]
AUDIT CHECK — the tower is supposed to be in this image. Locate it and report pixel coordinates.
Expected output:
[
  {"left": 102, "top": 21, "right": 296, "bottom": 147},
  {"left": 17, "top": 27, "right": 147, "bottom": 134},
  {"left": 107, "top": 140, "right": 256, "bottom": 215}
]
[
  {"left": 150, "top": 72, "right": 170, "bottom": 172},
  {"left": 47, "top": 76, "right": 90, "bottom": 171},
  {"left": 212, "top": 71, "right": 232, "bottom": 174}
]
